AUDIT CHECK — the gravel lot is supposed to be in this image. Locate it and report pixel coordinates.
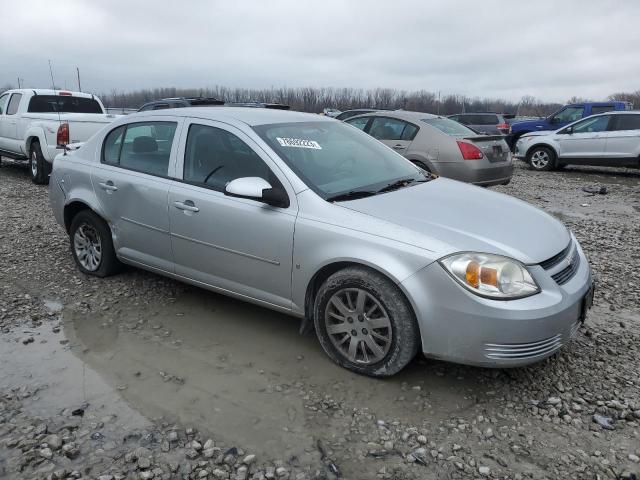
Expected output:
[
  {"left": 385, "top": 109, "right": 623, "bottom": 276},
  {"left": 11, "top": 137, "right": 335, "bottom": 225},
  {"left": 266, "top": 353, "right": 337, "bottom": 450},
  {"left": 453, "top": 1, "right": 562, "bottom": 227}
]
[{"left": 1, "top": 159, "right": 639, "bottom": 480}]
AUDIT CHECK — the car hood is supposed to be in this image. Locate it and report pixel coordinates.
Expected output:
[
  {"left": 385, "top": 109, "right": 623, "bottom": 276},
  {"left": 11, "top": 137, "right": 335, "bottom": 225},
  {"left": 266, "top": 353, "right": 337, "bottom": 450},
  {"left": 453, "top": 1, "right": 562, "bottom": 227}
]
[{"left": 340, "top": 178, "right": 570, "bottom": 264}]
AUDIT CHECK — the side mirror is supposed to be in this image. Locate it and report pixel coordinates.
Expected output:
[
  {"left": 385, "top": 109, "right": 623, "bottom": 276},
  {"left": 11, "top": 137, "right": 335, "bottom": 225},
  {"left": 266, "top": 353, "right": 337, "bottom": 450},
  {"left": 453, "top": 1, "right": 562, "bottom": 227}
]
[
  {"left": 224, "top": 177, "right": 289, "bottom": 208},
  {"left": 565, "top": 126, "right": 573, "bottom": 134}
]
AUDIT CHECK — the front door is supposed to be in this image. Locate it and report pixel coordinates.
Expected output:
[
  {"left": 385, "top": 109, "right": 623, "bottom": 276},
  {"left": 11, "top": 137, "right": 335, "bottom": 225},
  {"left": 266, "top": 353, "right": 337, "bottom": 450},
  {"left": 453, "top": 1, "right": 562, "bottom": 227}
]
[
  {"left": 91, "top": 119, "right": 182, "bottom": 272},
  {"left": 168, "top": 120, "right": 296, "bottom": 309},
  {"left": 556, "top": 115, "right": 611, "bottom": 160}
]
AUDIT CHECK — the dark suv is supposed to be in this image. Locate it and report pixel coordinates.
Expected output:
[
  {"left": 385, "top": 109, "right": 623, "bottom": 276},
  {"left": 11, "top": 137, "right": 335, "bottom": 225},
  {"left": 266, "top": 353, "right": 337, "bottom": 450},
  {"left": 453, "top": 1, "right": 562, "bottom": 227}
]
[{"left": 448, "top": 113, "right": 511, "bottom": 135}]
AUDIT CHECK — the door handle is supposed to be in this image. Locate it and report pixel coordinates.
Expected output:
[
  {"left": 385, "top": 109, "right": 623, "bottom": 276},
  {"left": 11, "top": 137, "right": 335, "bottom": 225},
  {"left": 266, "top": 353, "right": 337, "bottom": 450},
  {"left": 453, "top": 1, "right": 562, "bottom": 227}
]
[
  {"left": 392, "top": 144, "right": 405, "bottom": 150},
  {"left": 98, "top": 181, "right": 118, "bottom": 192},
  {"left": 173, "top": 200, "right": 199, "bottom": 212}
]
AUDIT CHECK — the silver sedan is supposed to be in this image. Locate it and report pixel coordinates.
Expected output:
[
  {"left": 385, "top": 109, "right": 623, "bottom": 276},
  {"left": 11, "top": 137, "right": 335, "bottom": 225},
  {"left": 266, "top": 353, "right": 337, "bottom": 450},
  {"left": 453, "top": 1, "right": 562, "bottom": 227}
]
[{"left": 49, "top": 108, "right": 593, "bottom": 376}]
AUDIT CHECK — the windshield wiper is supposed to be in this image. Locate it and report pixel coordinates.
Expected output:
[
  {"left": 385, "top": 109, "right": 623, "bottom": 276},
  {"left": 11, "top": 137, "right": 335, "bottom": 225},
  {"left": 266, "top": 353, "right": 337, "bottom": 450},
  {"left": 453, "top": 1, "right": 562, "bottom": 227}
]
[
  {"left": 376, "top": 176, "right": 429, "bottom": 194},
  {"left": 326, "top": 190, "right": 378, "bottom": 202}
]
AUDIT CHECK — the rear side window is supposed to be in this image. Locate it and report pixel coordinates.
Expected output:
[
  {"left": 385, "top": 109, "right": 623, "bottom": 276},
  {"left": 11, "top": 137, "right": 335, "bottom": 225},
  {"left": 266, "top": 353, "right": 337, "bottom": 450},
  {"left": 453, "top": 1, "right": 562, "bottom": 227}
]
[
  {"left": 0, "top": 93, "right": 9, "bottom": 114},
  {"left": 369, "top": 117, "right": 418, "bottom": 141},
  {"left": 27, "top": 95, "right": 103, "bottom": 113},
  {"left": 183, "top": 123, "right": 272, "bottom": 192},
  {"left": 611, "top": 114, "right": 640, "bottom": 131},
  {"left": 101, "top": 121, "right": 177, "bottom": 176},
  {"left": 590, "top": 105, "right": 614, "bottom": 115},
  {"left": 7, "top": 93, "right": 22, "bottom": 115}
]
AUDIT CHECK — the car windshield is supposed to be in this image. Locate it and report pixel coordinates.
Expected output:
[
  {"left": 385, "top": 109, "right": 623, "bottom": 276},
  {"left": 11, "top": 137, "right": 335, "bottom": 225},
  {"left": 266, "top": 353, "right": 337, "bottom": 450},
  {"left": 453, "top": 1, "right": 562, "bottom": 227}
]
[
  {"left": 422, "top": 117, "right": 476, "bottom": 136},
  {"left": 253, "top": 121, "right": 427, "bottom": 199}
]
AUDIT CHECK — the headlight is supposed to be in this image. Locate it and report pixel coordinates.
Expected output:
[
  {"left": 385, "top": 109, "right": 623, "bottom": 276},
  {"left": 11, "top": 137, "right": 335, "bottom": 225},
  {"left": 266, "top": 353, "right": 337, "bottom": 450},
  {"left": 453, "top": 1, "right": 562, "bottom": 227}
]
[{"left": 439, "top": 253, "right": 540, "bottom": 299}]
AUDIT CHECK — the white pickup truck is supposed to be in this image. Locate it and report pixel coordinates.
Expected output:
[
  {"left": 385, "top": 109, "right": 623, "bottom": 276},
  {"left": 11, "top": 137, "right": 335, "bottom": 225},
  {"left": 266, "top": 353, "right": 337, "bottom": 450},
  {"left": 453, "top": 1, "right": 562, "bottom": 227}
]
[{"left": 0, "top": 89, "right": 119, "bottom": 184}]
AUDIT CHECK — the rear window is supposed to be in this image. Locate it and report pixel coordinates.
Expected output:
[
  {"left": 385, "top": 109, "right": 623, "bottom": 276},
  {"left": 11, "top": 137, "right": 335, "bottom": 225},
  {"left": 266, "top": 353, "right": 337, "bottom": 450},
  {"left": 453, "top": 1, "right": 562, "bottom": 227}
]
[
  {"left": 457, "top": 114, "right": 499, "bottom": 125},
  {"left": 422, "top": 117, "right": 476, "bottom": 136},
  {"left": 28, "top": 95, "right": 103, "bottom": 114},
  {"left": 590, "top": 105, "right": 615, "bottom": 115}
]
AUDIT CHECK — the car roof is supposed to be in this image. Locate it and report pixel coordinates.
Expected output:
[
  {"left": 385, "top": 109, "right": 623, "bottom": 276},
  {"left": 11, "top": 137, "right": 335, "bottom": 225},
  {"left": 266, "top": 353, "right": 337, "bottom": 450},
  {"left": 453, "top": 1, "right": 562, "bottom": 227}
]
[
  {"left": 129, "top": 106, "right": 332, "bottom": 126},
  {"left": 347, "top": 110, "right": 440, "bottom": 122},
  {"left": 3, "top": 88, "right": 97, "bottom": 99}
]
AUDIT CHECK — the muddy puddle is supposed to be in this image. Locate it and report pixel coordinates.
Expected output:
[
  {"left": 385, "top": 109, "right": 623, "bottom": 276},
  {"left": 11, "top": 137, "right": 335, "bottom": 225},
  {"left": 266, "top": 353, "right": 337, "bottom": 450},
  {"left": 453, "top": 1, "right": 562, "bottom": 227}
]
[{"left": 1, "top": 289, "right": 490, "bottom": 462}]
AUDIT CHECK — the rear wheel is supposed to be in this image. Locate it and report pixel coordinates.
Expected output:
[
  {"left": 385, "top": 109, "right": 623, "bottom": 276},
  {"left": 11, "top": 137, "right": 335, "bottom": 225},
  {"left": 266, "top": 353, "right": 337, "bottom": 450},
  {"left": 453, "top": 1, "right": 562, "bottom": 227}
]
[
  {"left": 527, "top": 146, "right": 555, "bottom": 171},
  {"left": 29, "top": 141, "right": 51, "bottom": 184},
  {"left": 69, "top": 210, "right": 121, "bottom": 277},
  {"left": 411, "top": 160, "right": 431, "bottom": 173},
  {"left": 313, "top": 267, "right": 420, "bottom": 377}
]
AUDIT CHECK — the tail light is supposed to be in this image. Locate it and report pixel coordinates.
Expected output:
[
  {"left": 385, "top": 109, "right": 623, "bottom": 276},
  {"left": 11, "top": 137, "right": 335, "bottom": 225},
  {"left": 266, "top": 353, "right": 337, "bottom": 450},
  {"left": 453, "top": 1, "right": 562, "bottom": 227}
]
[
  {"left": 456, "top": 141, "right": 483, "bottom": 160},
  {"left": 57, "top": 123, "right": 70, "bottom": 147},
  {"left": 496, "top": 123, "right": 509, "bottom": 131}
]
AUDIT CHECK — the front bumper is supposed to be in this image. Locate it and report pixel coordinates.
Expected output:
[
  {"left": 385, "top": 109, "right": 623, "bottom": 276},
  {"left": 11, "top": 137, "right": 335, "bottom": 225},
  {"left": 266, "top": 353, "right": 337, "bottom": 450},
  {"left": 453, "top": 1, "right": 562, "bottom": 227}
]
[{"left": 401, "top": 242, "right": 592, "bottom": 367}]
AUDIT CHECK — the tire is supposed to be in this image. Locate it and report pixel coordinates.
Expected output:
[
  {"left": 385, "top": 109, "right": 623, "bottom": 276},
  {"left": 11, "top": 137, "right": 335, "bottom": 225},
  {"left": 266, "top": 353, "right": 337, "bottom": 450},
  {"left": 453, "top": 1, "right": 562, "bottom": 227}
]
[
  {"left": 527, "top": 146, "right": 555, "bottom": 171},
  {"left": 69, "top": 210, "right": 121, "bottom": 277},
  {"left": 29, "top": 141, "right": 52, "bottom": 185},
  {"left": 313, "top": 266, "right": 420, "bottom": 377}
]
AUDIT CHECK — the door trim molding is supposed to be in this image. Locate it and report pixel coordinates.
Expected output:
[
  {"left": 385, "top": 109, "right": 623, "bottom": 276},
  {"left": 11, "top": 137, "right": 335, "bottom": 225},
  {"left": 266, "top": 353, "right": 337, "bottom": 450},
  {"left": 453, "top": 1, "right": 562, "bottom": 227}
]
[
  {"left": 121, "top": 216, "right": 169, "bottom": 234},
  {"left": 170, "top": 232, "right": 281, "bottom": 266}
]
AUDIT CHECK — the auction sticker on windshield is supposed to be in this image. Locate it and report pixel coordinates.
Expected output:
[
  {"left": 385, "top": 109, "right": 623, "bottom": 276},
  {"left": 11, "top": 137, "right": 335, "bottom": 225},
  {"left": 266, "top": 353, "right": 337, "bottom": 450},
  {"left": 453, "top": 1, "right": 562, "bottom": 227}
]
[{"left": 276, "top": 137, "right": 322, "bottom": 149}]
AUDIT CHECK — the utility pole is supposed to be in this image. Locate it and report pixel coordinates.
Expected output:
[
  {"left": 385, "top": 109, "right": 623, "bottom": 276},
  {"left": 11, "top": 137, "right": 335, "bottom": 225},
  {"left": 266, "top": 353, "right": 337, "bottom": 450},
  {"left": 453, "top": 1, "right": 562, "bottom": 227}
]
[
  {"left": 437, "top": 91, "right": 441, "bottom": 115},
  {"left": 48, "top": 60, "right": 56, "bottom": 90},
  {"left": 76, "top": 67, "right": 82, "bottom": 92},
  {"left": 17, "top": 77, "right": 22, "bottom": 88}
]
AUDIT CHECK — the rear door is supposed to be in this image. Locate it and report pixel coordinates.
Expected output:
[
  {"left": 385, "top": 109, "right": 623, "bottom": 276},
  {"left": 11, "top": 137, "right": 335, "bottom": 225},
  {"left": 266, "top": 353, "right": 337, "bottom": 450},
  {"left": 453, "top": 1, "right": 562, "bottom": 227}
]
[
  {"left": 366, "top": 116, "right": 418, "bottom": 154},
  {"left": 91, "top": 117, "right": 182, "bottom": 272},
  {"left": 603, "top": 114, "right": 640, "bottom": 164},
  {"left": 168, "top": 119, "right": 297, "bottom": 309},
  {"left": 555, "top": 115, "right": 611, "bottom": 160}
]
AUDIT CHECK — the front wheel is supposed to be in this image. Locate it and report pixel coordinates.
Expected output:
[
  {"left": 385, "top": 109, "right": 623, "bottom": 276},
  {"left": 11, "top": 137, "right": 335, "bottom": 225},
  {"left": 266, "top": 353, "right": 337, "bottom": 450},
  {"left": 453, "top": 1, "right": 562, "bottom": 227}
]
[
  {"left": 527, "top": 146, "right": 555, "bottom": 171},
  {"left": 313, "top": 267, "right": 420, "bottom": 377},
  {"left": 29, "top": 141, "right": 52, "bottom": 184}
]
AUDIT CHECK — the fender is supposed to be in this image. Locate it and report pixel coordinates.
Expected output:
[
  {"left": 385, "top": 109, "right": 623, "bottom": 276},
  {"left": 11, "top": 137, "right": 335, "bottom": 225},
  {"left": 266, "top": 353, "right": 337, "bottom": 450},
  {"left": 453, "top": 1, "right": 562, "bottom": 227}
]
[
  {"left": 24, "top": 125, "right": 51, "bottom": 159},
  {"left": 404, "top": 153, "right": 437, "bottom": 172}
]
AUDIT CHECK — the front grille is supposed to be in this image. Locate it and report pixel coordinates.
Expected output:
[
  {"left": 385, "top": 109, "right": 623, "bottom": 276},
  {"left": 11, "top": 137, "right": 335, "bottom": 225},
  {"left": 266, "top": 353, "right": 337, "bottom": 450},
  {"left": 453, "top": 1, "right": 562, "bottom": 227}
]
[
  {"left": 484, "top": 334, "right": 563, "bottom": 360},
  {"left": 539, "top": 242, "right": 572, "bottom": 270},
  {"left": 551, "top": 249, "right": 580, "bottom": 285}
]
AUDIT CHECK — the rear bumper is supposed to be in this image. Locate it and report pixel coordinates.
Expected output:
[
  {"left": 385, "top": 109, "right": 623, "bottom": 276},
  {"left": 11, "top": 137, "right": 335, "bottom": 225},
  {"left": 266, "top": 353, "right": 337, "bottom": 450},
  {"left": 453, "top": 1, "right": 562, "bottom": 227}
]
[
  {"left": 433, "top": 160, "right": 514, "bottom": 186},
  {"left": 401, "top": 241, "right": 593, "bottom": 367}
]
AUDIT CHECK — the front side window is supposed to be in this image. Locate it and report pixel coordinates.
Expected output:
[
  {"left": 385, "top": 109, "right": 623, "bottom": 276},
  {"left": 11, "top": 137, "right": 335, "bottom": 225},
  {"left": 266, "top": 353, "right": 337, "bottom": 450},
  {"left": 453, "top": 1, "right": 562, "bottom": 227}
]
[
  {"left": 101, "top": 121, "right": 177, "bottom": 176},
  {"left": 0, "top": 93, "right": 9, "bottom": 114},
  {"left": 611, "top": 114, "right": 640, "bottom": 131},
  {"left": 345, "top": 116, "right": 370, "bottom": 131},
  {"left": 254, "top": 121, "right": 425, "bottom": 199},
  {"left": 183, "top": 124, "right": 272, "bottom": 192},
  {"left": 570, "top": 115, "right": 610, "bottom": 134},
  {"left": 422, "top": 117, "right": 476, "bottom": 137},
  {"left": 6, "top": 93, "right": 22, "bottom": 115},
  {"left": 551, "top": 106, "right": 584, "bottom": 124},
  {"left": 27, "top": 95, "right": 103, "bottom": 113}
]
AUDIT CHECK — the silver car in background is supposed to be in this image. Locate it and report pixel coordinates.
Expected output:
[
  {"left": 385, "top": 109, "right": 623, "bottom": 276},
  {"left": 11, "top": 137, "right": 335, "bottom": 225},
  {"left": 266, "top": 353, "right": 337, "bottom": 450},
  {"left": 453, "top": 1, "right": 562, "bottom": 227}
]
[
  {"left": 346, "top": 111, "right": 513, "bottom": 186},
  {"left": 49, "top": 108, "right": 593, "bottom": 377}
]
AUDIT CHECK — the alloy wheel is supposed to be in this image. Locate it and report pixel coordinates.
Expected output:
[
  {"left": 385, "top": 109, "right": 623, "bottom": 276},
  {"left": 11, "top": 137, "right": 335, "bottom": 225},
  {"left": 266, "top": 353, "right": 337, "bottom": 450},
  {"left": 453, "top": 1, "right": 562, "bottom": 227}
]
[
  {"left": 530, "top": 150, "right": 550, "bottom": 169},
  {"left": 73, "top": 223, "right": 103, "bottom": 271},
  {"left": 30, "top": 151, "right": 38, "bottom": 178},
  {"left": 325, "top": 288, "right": 392, "bottom": 365}
]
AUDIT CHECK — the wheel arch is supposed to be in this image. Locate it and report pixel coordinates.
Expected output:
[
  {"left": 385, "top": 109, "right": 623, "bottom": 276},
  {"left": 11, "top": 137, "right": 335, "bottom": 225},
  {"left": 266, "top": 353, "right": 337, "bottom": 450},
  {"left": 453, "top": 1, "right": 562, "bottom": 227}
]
[
  {"left": 24, "top": 127, "right": 46, "bottom": 157},
  {"left": 303, "top": 260, "right": 419, "bottom": 330},
  {"left": 526, "top": 142, "right": 558, "bottom": 162},
  {"left": 63, "top": 200, "right": 100, "bottom": 233}
]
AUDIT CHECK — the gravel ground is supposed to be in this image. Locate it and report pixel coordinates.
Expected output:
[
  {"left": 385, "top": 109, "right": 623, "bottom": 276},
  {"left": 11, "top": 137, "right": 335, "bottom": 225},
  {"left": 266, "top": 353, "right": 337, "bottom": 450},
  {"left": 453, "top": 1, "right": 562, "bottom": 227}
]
[{"left": 1, "top": 159, "right": 639, "bottom": 480}]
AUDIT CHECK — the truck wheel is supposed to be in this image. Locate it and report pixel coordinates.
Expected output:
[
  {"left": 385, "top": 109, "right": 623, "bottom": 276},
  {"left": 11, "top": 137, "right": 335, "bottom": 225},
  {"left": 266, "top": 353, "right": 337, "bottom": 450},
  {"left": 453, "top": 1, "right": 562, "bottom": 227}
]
[
  {"left": 313, "top": 266, "right": 420, "bottom": 377},
  {"left": 69, "top": 210, "right": 122, "bottom": 277},
  {"left": 29, "top": 141, "right": 52, "bottom": 185},
  {"left": 527, "top": 146, "right": 555, "bottom": 171}
]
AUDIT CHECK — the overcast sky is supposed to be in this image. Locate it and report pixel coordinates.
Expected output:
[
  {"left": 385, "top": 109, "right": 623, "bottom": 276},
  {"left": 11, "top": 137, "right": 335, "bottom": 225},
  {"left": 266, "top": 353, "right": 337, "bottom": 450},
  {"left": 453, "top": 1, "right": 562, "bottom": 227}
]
[{"left": 1, "top": 0, "right": 638, "bottom": 102}]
